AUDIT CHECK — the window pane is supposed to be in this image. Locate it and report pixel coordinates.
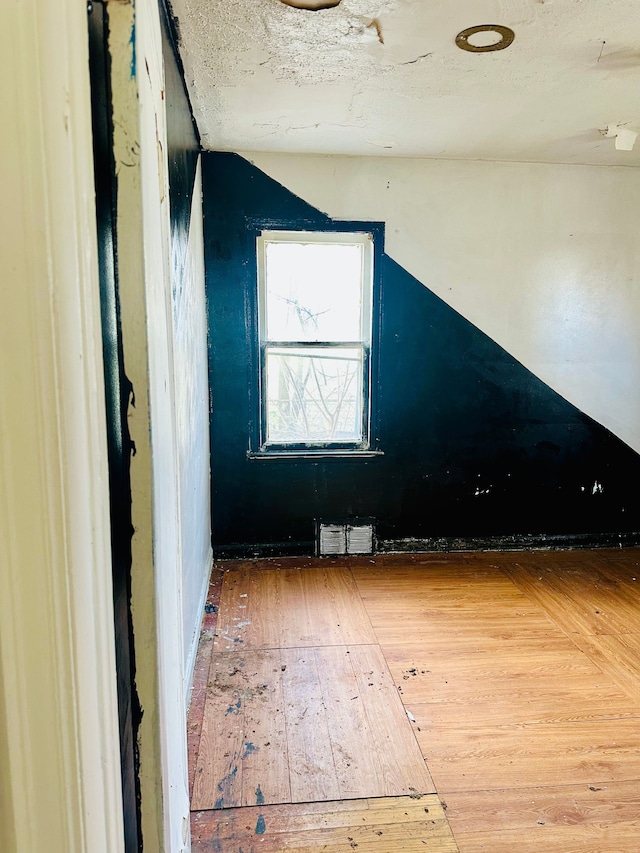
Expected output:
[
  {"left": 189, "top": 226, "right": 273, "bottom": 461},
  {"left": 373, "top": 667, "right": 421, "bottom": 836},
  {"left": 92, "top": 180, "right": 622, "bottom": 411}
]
[
  {"left": 265, "top": 347, "right": 363, "bottom": 443},
  {"left": 265, "top": 242, "right": 363, "bottom": 342}
]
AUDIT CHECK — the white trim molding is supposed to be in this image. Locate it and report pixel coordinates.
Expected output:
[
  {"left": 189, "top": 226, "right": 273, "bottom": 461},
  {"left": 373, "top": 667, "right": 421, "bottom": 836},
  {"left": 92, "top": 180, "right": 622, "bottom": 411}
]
[
  {"left": 0, "top": 0, "right": 124, "bottom": 851},
  {"left": 184, "top": 546, "right": 214, "bottom": 708}
]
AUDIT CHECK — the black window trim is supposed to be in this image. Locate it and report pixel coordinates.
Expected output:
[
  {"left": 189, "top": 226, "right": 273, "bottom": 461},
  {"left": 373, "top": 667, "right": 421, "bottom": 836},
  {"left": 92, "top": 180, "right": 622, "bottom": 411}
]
[{"left": 246, "top": 217, "right": 385, "bottom": 459}]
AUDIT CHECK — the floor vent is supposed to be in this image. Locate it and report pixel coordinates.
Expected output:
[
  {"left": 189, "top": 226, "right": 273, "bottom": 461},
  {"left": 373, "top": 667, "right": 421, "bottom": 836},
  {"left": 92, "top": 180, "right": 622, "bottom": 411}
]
[{"left": 317, "top": 520, "right": 375, "bottom": 556}]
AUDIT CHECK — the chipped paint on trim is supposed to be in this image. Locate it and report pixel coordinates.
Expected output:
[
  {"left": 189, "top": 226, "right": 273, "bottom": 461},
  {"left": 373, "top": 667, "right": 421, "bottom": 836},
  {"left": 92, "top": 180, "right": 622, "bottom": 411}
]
[{"left": 129, "top": 13, "right": 136, "bottom": 78}]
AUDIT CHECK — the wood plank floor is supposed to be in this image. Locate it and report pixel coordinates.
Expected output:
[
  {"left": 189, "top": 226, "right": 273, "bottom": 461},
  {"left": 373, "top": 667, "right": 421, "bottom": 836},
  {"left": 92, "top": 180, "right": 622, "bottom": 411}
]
[
  {"left": 192, "top": 565, "right": 434, "bottom": 811},
  {"left": 213, "top": 565, "right": 378, "bottom": 650},
  {"left": 189, "top": 547, "right": 640, "bottom": 852},
  {"left": 192, "top": 795, "right": 457, "bottom": 852}
]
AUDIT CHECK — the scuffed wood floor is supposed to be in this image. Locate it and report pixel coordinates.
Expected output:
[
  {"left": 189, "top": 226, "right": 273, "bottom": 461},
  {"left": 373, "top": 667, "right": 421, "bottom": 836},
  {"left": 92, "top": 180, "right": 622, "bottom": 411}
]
[
  {"left": 191, "top": 565, "right": 434, "bottom": 811},
  {"left": 192, "top": 796, "right": 456, "bottom": 852},
  {"left": 189, "top": 548, "right": 640, "bottom": 852}
]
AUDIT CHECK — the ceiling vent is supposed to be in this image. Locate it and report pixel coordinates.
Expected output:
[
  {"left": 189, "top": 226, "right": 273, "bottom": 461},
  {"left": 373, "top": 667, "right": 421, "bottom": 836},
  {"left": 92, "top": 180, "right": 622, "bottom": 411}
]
[{"left": 317, "top": 520, "right": 375, "bottom": 556}]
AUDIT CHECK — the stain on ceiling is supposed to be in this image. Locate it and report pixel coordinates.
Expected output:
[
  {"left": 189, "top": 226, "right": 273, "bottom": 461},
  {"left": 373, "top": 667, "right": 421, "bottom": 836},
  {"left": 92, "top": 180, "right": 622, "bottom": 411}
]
[{"left": 168, "top": 0, "right": 640, "bottom": 165}]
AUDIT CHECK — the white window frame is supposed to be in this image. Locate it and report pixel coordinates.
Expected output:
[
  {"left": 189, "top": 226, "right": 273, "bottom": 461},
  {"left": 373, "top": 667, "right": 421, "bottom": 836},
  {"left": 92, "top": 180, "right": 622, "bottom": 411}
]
[{"left": 257, "top": 229, "right": 374, "bottom": 452}]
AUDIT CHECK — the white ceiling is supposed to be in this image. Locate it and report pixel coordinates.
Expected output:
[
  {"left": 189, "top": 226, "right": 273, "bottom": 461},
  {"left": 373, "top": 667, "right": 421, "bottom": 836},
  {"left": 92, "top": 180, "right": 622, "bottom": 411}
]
[{"left": 169, "top": 0, "right": 640, "bottom": 165}]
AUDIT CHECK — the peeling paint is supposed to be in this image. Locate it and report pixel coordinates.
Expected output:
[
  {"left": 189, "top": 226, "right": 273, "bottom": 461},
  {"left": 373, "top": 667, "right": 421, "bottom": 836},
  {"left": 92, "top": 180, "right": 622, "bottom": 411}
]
[
  {"left": 367, "top": 18, "right": 383, "bottom": 44},
  {"left": 399, "top": 52, "right": 432, "bottom": 66},
  {"left": 128, "top": 15, "right": 136, "bottom": 79},
  {"left": 474, "top": 486, "right": 492, "bottom": 496},
  {"left": 168, "top": 0, "right": 640, "bottom": 167}
]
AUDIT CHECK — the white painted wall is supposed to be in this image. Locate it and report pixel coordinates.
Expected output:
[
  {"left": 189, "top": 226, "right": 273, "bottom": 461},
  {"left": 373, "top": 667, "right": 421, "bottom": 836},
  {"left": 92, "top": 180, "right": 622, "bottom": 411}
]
[
  {"left": 0, "top": 0, "right": 123, "bottom": 850},
  {"left": 109, "top": 3, "right": 167, "bottom": 847},
  {"left": 137, "top": 4, "right": 193, "bottom": 847},
  {"left": 172, "top": 158, "right": 213, "bottom": 701},
  {"left": 246, "top": 153, "right": 640, "bottom": 454},
  {"left": 109, "top": 1, "right": 210, "bottom": 850}
]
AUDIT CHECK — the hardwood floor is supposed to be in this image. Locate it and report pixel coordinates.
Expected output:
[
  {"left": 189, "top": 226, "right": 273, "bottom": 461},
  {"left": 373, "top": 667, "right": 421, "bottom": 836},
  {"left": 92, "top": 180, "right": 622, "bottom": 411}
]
[
  {"left": 192, "top": 795, "right": 457, "bottom": 852},
  {"left": 192, "top": 566, "right": 434, "bottom": 811},
  {"left": 212, "top": 565, "right": 378, "bottom": 650},
  {"left": 189, "top": 548, "right": 640, "bottom": 852}
]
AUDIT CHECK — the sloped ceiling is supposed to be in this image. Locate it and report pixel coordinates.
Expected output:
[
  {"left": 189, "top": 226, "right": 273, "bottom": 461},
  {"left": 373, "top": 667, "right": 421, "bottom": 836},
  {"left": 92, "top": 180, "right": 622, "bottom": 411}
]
[{"left": 168, "top": 0, "right": 640, "bottom": 165}]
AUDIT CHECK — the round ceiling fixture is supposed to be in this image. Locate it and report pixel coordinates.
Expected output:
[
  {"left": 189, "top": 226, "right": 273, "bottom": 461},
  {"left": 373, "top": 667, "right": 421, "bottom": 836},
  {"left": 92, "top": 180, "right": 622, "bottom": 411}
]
[
  {"left": 455, "top": 25, "right": 515, "bottom": 53},
  {"left": 279, "top": 0, "right": 342, "bottom": 9}
]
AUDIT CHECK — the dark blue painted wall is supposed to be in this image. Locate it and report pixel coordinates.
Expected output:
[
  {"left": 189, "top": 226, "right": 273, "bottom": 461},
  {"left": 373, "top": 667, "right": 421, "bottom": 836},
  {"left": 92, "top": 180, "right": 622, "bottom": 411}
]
[
  {"left": 161, "top": 1, "right": 199, "bottom": 287},
  {"left": 203, "top": 152, "right": 640, "bottom": 555}
]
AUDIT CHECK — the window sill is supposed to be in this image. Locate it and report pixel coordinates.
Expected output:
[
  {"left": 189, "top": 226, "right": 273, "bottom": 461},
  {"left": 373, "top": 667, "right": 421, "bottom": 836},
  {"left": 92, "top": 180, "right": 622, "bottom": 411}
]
[{"left": 247, "top": 449, "right": 384, "bottom": 461}]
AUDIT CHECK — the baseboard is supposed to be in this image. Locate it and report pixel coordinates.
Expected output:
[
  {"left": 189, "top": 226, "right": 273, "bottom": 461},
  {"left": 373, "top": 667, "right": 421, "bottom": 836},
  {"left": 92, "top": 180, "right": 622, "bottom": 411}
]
[
  {"left": 211, "top": 541, "right": 315, "bottom": 559},
  {"left": 377, "top": 531, "right": 640, "bottom": 553},
  {"left": 211, "top": 532, "right": 640, "bottom": 561},
  {"left": 184, "top": 545, "right": 214, "bottom": 710}
]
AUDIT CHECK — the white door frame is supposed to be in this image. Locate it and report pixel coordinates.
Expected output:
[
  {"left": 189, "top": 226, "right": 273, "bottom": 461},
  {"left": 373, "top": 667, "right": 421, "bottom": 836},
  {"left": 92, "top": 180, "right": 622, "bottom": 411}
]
[
  {"left": 0, "top": 0, "right": 125, "bottom": 851},
  {"left": 1, "top": 1, "right": 200, "bottom": 849}
]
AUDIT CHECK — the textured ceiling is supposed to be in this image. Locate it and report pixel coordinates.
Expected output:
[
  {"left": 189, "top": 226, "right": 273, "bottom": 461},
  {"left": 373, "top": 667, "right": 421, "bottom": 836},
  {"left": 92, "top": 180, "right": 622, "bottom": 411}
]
[{"left": 169, "top": 0, "right": 640, "bottom": 165}]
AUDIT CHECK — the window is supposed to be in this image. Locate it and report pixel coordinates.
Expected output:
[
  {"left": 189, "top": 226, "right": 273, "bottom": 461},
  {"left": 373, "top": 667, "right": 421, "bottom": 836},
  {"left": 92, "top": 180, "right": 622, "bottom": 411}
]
[{"left": 256, "top": 230, "right": 374, "bottom": 452}]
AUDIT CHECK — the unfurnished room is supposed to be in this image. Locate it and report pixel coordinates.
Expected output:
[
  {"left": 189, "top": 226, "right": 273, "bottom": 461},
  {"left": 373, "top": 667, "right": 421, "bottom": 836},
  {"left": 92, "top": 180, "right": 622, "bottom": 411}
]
[{"left": 3, "top": 1, "right": 640, "bottom": 852}]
